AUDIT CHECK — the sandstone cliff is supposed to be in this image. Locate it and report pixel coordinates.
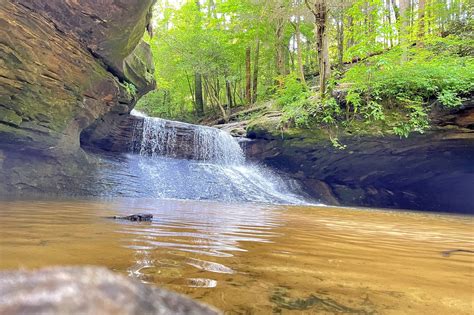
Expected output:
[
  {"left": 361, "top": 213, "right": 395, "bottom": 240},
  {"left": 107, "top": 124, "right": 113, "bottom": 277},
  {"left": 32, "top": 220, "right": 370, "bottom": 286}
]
[{"left": 0, "top": 0, "right": 155, "bottom": 194}]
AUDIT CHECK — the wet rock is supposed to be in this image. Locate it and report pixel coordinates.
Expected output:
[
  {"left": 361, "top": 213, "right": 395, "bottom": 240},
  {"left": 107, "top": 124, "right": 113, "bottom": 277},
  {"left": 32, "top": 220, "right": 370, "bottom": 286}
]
[
  {"left": 124, "top": 41, "right": 156, "bottom": 94},
  {"left": 80, "top": 113, "right": 144, "bottom": 153},
  {"left": 86, "top": 115, "right": 240, "bottom": 162},
  {"left": 113, "top": 213, "right": 153, "bottom": 222},
  {"left": 10, "top": 0, "right": 155, "bottom": 81},
  {"left": 0, "top": 0, "right": 155, "bottom": 194},
  {"left": 244, "top": 102, "right": 474, "bottom": 213},
  {"left": 214, "top": 121, "right": 249, "bottom": 137},
  {"left": 270, "top": 286, "right": 370, "bottom": 313},
  {"left": 0, "top": 266, "right": 220, "bottom": 315}
]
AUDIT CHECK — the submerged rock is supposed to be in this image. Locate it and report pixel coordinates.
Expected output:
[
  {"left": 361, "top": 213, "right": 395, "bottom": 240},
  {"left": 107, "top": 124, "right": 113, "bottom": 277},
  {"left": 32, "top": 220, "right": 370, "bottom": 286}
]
[
  {"left": 441, "top": 249, "right": 474, "bottom": 257},
  {"left": 0, "top": 266, "right": 220, "bottom": 315}
]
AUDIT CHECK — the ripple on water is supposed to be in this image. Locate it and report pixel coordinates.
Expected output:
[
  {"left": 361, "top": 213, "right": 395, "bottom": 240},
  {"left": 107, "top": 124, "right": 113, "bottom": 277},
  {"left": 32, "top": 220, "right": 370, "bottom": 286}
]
[
  {"left": 0, "top": 199, "right": 472, "bottom": 314},
  {"left": 187, "top": 278, "right": 218, "bottom": 288},
  {"left": 186, "top": 258, "right": 234, "bottom": 274}
]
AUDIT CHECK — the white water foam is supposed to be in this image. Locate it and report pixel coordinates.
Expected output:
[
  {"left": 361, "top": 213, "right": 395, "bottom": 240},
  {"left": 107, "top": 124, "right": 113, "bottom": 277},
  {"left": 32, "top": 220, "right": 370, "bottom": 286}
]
[{"left": 122, "top": 110, "right": 309, "bottom": 204}]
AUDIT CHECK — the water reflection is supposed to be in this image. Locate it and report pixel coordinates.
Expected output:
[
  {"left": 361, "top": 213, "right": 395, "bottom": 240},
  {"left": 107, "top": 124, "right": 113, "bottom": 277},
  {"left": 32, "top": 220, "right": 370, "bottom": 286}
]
[
  {"left": 0, "top": 199, "right": 472, "bottom": 314},
  {"left": 112, "top": 199, "right": 282, "bottom": 286}
]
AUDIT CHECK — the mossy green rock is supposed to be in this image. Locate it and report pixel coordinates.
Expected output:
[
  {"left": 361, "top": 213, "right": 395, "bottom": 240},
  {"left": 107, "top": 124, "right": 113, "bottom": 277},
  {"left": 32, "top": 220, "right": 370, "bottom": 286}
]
[
  {"left": 0, "top": 0, "right": 155, "bottom": 194},
  {"left": 0, "top": 108, "right": 22, "bottom": 127},
  {"left": 124, "top": 40, "right": 156, "bottom": 95},
  {"left": 244, "top": 103, "right": 474, "bottom": 213}
]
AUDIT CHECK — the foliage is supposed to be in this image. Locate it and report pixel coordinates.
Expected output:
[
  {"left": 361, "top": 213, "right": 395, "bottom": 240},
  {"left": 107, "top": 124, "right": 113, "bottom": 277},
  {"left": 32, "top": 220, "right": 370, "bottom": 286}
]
[
  {"left": 277, "top": 74, "right": 312, "bottom": 127},
  {"left": 392, "top": 101, "right": 430, "bottom": 137},
  {"left": 342, "top": 44, "right": 474, "bottom": 136},
  {"left": 142, "top": 0, "right": 472, "bottom": 142},
  {"left": 135, "top": 90, "right": 196, "bottom": 122},
  {"left": 123, "top": 82, "right": 137, "bottom": 97},
  {"left": 277, "top": 74, "right": 343, "bottom": 130},
  {"left": 147, "top": 0, "right": 281, "bottom": 119}
]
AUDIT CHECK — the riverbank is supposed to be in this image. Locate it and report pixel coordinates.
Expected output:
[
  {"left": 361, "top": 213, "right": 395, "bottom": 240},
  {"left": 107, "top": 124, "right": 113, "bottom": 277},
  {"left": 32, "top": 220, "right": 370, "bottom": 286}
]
[{"left": 197, "top": 89, "right": 473, "bottom": 213}]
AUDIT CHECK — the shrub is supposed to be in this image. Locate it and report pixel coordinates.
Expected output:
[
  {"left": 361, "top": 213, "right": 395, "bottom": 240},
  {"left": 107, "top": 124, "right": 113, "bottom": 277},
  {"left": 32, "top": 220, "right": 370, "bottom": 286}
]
[
  {"left": 276, "top": 74, "right": 313, "bottom": 128},
  {"left": 342, "top": 44, "right": 474, "bottom": 136}
]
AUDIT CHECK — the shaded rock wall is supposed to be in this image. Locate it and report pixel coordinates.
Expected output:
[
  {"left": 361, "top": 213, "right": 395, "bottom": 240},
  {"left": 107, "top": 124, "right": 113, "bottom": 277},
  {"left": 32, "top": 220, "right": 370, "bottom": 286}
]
[
  {"left": 244, "top": 104, "right": 474, "bottom": 213},
  {"left": 0, "top": 0, "right": 155, "bottom": 194},
  {"left": 76, "top": 101, "right": 474, "bottom": 213}
]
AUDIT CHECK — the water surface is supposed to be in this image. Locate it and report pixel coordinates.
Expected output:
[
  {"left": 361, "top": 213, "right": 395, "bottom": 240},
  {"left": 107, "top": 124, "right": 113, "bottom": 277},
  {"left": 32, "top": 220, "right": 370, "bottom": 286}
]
[{"left": 0, "top": 199, "right": 472, "bottom": 314}]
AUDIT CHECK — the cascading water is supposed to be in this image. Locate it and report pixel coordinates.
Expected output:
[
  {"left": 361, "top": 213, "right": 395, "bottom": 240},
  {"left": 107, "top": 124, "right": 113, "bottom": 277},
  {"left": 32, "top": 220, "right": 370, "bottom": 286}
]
[
  {"left": 134, "top": 111, "right": 244, "bottom": 165},
  {"left": 192, "top": 127, "right": 245, "bottom": 165},
  {"left": 97, "top": 110, "right": 309, "bottom": 204},
  {"left": 140, "top": 117, "right": 178, "bottom": 158}
]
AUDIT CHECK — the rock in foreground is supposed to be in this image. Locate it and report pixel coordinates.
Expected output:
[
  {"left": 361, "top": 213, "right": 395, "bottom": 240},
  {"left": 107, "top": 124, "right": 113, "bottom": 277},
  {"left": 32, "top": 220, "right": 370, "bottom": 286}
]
[{"left": 0, "top": 266, "right": 220, "bottom": 315}]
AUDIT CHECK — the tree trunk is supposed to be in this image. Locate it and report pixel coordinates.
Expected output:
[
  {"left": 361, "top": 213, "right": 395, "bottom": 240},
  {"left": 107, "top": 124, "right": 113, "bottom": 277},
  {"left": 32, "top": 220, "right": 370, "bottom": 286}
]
[
  {"left": 245, "top": 46, "right": 252, "bottom": 104},
  {"left": 252, "top": 37, "right": 260, "bottom": 104},
  {"left": 284, "top": 46, "right": 290, "bottom": 75},
  {"left": 208, "top": 0, "right": 216, "bottom": 19},
  {"left": 305, "top": 40, "right": 311, "bottom": 69},
  {"left": 295, "top": 15, "right": 307, "bottom": 85},
  {"left": 225, "top": 79, "right": 233, "bottom": 121},
  {"left": 399, "top": 0, "right": 410, "bottom": 62},
  {"left": 391, "top": 0, "right": 400, "bottom": 22},
  {"left": 347, "top": 15, "right": 354, "bottom": 48},
  {"left": 205, "top": 77, "right": 226, "bottom": 119},
  {"left": 195, "top": 73, "right": 204, "bottom": 116},
  {"left": 417, "top": 0, "right": 426, "bottom": 47},
  {"left": 319, "top": 1, "right": 330, "bottom": 97},
  {"left": 194, "top": 0, "right": 205, "bottom": 116},
  {"left": 306, "top": 0, "right": 330, "bottom": 97},
  {"left": 399, "top": 0, "right": 409, "bottom": 32},
  {"left": 385, "top": 0, "right": 394, "bottom": 47},
  {"left": 275, "top": 17, "right": 286, "bottom": 77},
  {"left": 336, "top": 11, "right": 344, "bottom": 70}
]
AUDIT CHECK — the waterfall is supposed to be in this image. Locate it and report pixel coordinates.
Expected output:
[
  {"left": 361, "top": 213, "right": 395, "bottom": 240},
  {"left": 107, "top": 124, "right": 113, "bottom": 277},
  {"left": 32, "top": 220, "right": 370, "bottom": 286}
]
[
  {"left": 132, "top": 110, "right": 244, "bottom": 165},
  {"left": 139, "top": 117, "right": 178, "bottom": 158},
  {"left": 103, "top": 110, "right": 311, "bottom": 205},
  {"left": 192, "top": 127, "right": 245, "bottom": 165}
]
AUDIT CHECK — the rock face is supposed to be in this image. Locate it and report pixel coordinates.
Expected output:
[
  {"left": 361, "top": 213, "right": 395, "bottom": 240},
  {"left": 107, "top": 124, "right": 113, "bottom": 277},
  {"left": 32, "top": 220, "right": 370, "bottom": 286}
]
[
  {"left": 0, "top": 266, "right": 219, "bottom": 315},
  {"left": 84, "top": 114, "right": 242, "bottom": 162},
  {"left": 244, "top": 103, "right": 474, "bottom": 214},
  {"left": 81, "top": 114, "right": 143, "bottom": 153},
  {"left": 0, "top": 0, "right": 155, "bottom": 194}
]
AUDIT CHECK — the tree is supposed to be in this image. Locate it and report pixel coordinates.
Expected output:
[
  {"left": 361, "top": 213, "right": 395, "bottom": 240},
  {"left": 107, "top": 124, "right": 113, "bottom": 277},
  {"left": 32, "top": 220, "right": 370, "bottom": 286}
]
[
  {"left": 305, "top": 0, "right": 330, "bottom": 97},
  {"left": 417, "top": 0, "right": 426, "bottom": 46},
  {"left": 194, "top": 0, "right": 205, "bottom": 116},
  {"left": 252, "top": 37, "right": 260, "bottom": 104},
  {"left": 141, "top": 0, "right": 472, "bottom": 125},
  {"left": 245, "top": 46, "right": 252, "bottom": 104},
  {"left": 291, "top": 0, "right": 307, "bottom": 85}
]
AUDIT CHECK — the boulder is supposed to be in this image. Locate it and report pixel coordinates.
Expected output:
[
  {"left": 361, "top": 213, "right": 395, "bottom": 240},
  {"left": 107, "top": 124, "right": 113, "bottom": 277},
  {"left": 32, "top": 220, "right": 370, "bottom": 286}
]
[
  {"left": 0, "top": 0, "right": 155, "bottom": 194},
  {"left": 0, "top": 266, "right": 219, "bottom": 315}
]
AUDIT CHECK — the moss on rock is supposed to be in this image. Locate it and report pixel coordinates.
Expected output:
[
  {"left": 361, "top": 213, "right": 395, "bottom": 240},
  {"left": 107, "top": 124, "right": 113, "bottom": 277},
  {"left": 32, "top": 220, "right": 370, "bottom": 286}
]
[{"left": 0, "top": 0, "right": 156, "bottom": 194}]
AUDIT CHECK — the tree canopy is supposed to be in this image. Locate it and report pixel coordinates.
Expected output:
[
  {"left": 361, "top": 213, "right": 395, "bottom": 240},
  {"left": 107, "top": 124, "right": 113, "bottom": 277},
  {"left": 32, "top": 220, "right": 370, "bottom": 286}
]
[{"left": 137, "top": 0, "right": 473, "bottom": 137}]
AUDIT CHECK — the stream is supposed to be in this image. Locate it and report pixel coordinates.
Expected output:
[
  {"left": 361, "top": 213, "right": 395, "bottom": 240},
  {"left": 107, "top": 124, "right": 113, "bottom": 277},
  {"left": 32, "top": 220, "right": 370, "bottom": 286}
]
[
  {"left": 90, "top": 110, "right": 310, "bottom": 204},
  {"left": 0, "top": 199, "right": 472, "bottom": 314},
  {"left": 0, "top": 112, "right": 473, "bottom": 314}
]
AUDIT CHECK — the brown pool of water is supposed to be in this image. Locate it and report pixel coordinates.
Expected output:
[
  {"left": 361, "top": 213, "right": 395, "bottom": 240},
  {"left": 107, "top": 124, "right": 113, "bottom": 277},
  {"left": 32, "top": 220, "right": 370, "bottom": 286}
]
[{"left": 0, "top": 199, "right": 472, "bottom": 314}]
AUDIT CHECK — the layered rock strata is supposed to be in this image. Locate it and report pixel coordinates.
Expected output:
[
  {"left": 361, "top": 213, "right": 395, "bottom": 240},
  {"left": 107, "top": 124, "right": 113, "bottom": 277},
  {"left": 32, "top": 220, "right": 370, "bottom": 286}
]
[{"left": 0, "top": 0, "right": 155, "bottom": 194}]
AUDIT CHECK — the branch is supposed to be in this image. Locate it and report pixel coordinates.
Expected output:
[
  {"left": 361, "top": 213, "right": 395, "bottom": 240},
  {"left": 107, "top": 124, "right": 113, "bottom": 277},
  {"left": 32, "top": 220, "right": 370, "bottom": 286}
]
[{"left": 304, "top": 0, "right": 317, "bottom": 16}]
